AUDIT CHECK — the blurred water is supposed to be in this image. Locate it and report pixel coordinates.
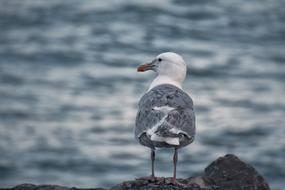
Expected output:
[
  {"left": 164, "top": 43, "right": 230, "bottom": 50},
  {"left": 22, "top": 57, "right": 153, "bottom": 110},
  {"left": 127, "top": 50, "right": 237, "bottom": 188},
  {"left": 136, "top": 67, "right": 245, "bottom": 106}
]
[{"left": 0, "top": 0, "right": 284, "bottom": 189}]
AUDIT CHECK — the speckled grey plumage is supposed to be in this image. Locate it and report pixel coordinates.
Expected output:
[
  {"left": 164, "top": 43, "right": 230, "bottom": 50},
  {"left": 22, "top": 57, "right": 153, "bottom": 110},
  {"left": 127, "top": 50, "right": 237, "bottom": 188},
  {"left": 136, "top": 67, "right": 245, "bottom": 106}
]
[{"left": 135, "top": 84, "right": 196, "bottom": 149}]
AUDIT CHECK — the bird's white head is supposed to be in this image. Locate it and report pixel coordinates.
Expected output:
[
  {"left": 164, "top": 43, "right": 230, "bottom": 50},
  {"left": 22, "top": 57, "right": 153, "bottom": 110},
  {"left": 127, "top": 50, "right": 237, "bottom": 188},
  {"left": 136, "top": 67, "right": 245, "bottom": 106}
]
[{"left": 137, "top": 52, "right": 187, "bottom": 90}]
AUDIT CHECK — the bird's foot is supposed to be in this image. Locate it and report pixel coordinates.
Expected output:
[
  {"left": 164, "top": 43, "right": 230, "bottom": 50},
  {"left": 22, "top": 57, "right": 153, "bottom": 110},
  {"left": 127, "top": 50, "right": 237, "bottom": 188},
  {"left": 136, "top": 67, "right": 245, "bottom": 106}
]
[
  {"left": 165, "top": 178, "right": 188, "bottom": 187},
  {"left": 136, "top": 176, "right": 164, "bottom": 183}
]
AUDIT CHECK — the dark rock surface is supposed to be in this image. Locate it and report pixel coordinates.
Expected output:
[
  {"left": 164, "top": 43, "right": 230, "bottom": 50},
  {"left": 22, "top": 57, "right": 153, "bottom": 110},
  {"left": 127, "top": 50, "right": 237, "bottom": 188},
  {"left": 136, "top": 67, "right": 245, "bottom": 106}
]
[
  {"left": 203, "top": 154, "right": 270, "bottom": 190},
  {"left": 111, "top": 154, "right": 270, "bottom": 190},
  {"left": 6, "top": 154, "right": 270, "bottom": 190},
  {"left": 110, "top": 177, "right": 218, "bottom": 190},
  {"left": 10, "top": 184, "right": 106, "bottom": 190}
]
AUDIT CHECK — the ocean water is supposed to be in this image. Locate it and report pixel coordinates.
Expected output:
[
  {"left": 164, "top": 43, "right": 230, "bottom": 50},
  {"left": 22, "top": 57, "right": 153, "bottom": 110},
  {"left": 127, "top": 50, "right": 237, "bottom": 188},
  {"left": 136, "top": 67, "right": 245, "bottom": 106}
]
[{"left": 0, "top": 0, "right": 284, "bottom": 189}]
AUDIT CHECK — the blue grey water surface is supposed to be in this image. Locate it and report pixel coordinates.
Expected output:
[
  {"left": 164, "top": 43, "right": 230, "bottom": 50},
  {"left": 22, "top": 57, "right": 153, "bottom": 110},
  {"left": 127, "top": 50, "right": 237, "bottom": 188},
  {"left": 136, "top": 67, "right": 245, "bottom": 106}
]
[{"left": 0, "top": 0, "right": 284, "bottom": 189}]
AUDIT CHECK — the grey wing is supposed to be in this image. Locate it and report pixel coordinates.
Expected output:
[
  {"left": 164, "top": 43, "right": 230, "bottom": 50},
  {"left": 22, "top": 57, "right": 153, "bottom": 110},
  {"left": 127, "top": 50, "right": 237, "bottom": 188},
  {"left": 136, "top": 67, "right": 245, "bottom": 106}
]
[
  {"left": 135, "top": 98, "right": 164, "bottom": 141},
  {"left": 135, "top": 84, "right": 196, "bottom": 144},
  {"left": 164, "top": 107, "right": 196, "bottom": 140}
]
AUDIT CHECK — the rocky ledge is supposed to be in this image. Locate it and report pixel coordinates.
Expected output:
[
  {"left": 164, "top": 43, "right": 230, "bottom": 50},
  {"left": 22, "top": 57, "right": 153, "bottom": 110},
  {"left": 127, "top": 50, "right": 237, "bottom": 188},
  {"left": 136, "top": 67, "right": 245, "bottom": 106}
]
[{"left": 9, "top": 154, "right": 270, "bottom": 190}]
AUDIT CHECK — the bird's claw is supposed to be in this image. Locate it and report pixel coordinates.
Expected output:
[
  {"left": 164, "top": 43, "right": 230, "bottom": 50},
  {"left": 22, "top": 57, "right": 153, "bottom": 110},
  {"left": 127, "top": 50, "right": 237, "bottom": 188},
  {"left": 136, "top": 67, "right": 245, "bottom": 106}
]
[{"left": 165, "top": 178, "right": 188, "bottom": 187}]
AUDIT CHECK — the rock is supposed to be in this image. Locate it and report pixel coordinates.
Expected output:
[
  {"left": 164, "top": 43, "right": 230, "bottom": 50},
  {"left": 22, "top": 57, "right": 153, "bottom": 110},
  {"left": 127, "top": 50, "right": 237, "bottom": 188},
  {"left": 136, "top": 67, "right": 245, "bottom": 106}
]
[
  {"left": 11, "top": 184, "right": 106, "bottom": 190},
  {"left": 111, "top": 154, "right": 270, "bottom": 190},
  {"left": 12, "top": 184, "right": 37, "bottom": 190},
  {"left": 110, "top": 177, "right": 218, "bottom": 190},
  {"left": 9, "top": 154, "right": 270, "bottom": 190},
  {"left": 203, "top": 154, "right": 271, "bottom": 190}
]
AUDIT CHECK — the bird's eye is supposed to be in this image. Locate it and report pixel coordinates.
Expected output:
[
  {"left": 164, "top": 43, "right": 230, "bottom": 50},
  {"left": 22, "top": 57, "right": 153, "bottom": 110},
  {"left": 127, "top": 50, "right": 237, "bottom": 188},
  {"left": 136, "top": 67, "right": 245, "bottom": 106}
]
[{"left": 158, "top": 58, "right": 162, "bottom": 62}]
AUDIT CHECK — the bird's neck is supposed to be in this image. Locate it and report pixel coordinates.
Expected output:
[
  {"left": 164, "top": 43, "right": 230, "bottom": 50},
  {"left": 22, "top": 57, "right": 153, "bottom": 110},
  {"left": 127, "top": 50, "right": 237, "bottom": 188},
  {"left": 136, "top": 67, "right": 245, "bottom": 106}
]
[{"left": 148, "top": 75, "right": 183, "bottom": 91}]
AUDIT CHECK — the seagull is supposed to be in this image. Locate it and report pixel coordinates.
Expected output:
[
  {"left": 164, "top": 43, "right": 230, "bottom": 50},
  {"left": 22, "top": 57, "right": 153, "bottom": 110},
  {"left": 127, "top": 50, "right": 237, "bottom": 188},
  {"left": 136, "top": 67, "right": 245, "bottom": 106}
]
[{"left": 135, "top": 52, "right": 196, "bottom": 184}]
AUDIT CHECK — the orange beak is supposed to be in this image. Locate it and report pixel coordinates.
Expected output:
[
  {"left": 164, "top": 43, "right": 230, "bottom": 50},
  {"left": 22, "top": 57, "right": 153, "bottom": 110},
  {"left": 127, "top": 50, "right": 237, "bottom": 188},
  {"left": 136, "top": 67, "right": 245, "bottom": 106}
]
[{"left": 137, "top": 63, "right": 154, "bottom": 72}]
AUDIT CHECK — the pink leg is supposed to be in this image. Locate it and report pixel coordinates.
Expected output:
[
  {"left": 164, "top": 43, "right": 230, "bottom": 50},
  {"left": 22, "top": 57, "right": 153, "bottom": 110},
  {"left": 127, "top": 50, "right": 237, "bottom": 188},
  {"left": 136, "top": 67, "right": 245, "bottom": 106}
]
[
  {"left": 151, "top": 149, "right": 155, "bottom": 177},
  {"left": 172, "top": 147, "right": 178, "bottom": 183},
  {"left": 138, "top": 149, "right": 162, "bottom": 182},
  {"left": 166, "top": 148, "right": 187, "bottom": 187}
]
